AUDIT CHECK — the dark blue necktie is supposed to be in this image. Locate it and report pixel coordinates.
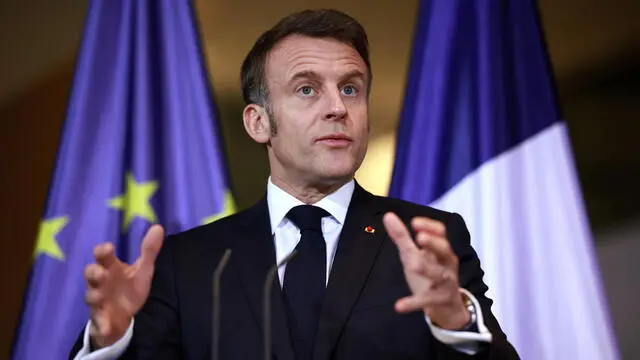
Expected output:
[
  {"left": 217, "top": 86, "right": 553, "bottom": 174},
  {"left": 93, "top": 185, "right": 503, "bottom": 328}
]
[{"left": 282, "top": 205, "right": 330, "bottom": 360}]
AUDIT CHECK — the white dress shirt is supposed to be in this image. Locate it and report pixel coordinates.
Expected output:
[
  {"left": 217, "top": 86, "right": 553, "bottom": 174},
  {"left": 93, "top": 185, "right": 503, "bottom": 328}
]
[
  {"left": 74, "top": 178, "right": 491, "bottom": 359},
  {"left": 267, "top": 176, "right": 351, "bottom": 287}
]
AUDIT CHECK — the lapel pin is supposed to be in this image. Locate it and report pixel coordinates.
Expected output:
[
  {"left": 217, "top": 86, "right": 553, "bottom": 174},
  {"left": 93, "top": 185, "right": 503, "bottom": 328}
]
[{"left": 364, "top": 226, "right": 375, "bottom": 233}]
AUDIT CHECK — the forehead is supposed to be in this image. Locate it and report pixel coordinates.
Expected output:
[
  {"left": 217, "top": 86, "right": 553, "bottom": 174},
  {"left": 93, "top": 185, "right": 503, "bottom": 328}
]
[{"left": 265, "top": 35, "right": 368, "bottom": 82}]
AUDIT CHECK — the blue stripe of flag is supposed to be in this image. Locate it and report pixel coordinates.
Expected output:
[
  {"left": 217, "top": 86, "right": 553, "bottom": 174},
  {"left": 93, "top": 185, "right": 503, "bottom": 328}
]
[{"left": 389, "top": 0, "right": 560, "bottom": 203}]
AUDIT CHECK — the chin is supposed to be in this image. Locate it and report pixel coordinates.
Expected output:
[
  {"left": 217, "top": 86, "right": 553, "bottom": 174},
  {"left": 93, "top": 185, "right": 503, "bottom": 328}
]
[{"left": 314, "top": 162, "right": 357, "bottom": 182}]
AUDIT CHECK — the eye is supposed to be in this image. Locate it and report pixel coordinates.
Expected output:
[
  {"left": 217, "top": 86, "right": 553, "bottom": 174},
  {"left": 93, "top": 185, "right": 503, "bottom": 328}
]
[
  {"left": 298, "top": 86, "right": 316, "bottom": 97},
  {"left": 341, "top": 85, "right": 358, "bottom": 96}
]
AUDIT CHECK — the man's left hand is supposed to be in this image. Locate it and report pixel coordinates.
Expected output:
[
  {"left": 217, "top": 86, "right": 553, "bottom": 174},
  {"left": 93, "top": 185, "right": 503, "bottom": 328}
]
[{"left": 383, "top": 212, "right": 470, "bottom": 330}]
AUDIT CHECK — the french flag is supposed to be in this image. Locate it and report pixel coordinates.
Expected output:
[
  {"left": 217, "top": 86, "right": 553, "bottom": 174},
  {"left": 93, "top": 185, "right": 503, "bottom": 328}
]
[{"left": 389, "top": 1, "right": 619, "bottom": 358}]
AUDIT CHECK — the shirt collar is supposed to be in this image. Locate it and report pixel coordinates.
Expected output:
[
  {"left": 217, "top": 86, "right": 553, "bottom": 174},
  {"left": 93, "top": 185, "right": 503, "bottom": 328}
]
[{"left": 266, "top": 177, "right": 354, "bottom": 234}]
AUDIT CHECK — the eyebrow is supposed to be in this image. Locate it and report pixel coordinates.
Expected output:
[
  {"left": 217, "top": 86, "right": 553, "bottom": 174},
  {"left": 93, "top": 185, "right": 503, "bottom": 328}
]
[
  {"left": 288, "top": 69, "right": 367, "bottom": 85},
  {"left": 339, "top": 70, "right": 366, "bottom": 84},
  {"left": 289, "top": 70, "right": 322, "bottom": 85}
]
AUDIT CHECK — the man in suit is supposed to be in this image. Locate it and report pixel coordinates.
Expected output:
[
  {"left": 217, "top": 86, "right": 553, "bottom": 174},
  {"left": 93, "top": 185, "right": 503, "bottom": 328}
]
[{"left": 70, "top": 9, "right": 519, "bottom": 360}]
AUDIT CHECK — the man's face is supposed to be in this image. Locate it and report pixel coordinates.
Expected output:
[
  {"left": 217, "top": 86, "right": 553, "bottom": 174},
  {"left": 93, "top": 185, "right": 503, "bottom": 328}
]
[{"left": 262, "top": 35, "right": 370, "bottom": 187}]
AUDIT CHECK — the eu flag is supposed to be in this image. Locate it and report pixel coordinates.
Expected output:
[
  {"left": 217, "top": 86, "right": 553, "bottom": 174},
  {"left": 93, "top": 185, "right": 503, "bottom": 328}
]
[
  {"left": 11, "top": 1, "right": 235, "bottom": 358},
  {"left": 389, "top": 0, "right": 619, "bottom": 359}
]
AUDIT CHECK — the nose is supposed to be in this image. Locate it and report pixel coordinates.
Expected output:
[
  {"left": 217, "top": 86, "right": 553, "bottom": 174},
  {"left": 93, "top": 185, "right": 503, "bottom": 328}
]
[{"left": 323, "top": 89, "right": 347, "bottom": 121}]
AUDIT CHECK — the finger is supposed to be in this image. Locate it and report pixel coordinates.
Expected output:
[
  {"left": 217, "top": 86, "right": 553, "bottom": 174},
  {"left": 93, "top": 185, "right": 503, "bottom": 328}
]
[
  {"left": 412, "top": 217, "right": 446, "bottom": 237},
  {"left": 94, "top": 242, "right": 118, "bottom": 269},
  {"left": 395, "top": 295, "right": 429, "bottom": 313},
  {"left": 90, "top": 319, "right": 99, "bottom": 334},
  {"left": 403, "top": 252, "right": 430, "bottom": 276},
  {"left": 89, "top": 312, "right": 101, "bottom": 338},
  {"left": 395, "top": 291, "right": 452, "bottom": 314},
  {"left": 403, "top": 246, "right": 448, "bottom": 282},
  {"left": 139, "top": 224, "right": 165, "bottom": 268},
  {"left": 84, "top": 288, "right": 105, "bottom": 307},
  {"left": 416, "top": 232, "right": 457, "bottom": 268},
  {"left": 84, "top": 264, "right": 108, "bottom": 288},
  {"left": 90, "top": 311, "right": 111, "bottom": 338},
  {"left": 416, "top": 233, "right": 439, "bottom": 263},
  {"left": 383, "top": 212, "right": 417, "bottom": 253}
]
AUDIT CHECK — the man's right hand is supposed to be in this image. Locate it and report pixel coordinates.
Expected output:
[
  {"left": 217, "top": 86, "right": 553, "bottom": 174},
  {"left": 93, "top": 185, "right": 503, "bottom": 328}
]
[{"left": 83, "top": 224, "right": 165, "bottom": 349}]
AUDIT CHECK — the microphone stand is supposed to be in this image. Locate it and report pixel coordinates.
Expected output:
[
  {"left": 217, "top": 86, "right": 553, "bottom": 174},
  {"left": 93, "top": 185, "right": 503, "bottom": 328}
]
[
  {"left": 263, "top": 250, "right": 297, "bottom": 360},
  {"left": 211, "top": 249, "right": 232, "bottom": 360}
]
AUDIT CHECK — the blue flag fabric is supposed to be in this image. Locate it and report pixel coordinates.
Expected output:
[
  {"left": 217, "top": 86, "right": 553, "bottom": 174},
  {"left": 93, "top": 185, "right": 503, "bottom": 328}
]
[
  {"left": 390, "top": 1, "right": 619, "bottom": 359},
  {"left": 12, "top": 1, "right": 235, "bottom": 358}
]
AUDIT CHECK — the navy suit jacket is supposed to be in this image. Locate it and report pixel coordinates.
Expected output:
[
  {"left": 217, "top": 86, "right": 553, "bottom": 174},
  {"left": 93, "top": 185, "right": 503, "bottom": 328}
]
[{"left": 71, "top": 183, "right": 519, "bottom": 359}]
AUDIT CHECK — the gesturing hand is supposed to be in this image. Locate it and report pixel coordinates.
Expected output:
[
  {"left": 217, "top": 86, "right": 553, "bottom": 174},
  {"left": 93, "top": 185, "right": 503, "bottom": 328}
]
[
  {"left": 83, "top": 224, "right": 165, "bottom": 348},
  {"left": 383, "top": 212, "right": 470, "bottom": 330}
]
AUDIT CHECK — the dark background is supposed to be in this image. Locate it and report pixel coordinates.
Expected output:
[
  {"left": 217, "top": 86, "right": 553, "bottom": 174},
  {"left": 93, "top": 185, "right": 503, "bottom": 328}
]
[{"left": 1, "top": 0, "right": 638, "bottom": 358}]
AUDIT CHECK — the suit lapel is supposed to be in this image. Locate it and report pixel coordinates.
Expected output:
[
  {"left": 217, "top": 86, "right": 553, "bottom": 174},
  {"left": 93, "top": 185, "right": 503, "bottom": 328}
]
[
  {"left": 313, "top": 183, "right": 385, "bottom": 360},
  {"left": 231, "top": 198, "right": 295, "bottom": 360}
]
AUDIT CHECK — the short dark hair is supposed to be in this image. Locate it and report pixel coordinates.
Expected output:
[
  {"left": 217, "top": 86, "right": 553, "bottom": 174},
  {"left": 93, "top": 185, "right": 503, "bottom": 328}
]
[{"left": 240, "top": 9, "right": 372, "bottom": 107}]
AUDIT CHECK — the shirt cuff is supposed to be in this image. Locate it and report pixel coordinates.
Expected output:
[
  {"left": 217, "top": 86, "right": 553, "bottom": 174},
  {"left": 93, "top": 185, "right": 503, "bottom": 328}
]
[
  {"left": 72, "top": 317, "right": 134, "bottom": 360},
  {"left": 425, "top": 288, "right": 493, "bottom": 355}
]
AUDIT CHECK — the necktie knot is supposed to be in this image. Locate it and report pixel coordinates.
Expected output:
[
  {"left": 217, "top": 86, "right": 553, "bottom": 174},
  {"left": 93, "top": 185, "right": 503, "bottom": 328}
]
[{"left": 286, "top": 205, "right": 330, "bottom": 233}]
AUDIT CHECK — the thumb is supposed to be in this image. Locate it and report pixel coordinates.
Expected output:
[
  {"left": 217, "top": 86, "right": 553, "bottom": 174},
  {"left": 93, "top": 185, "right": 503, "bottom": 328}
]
[
  {"left": 395, "top": 295, "right": 426, "bottom": 314},
  {"left": 139, "top": 224, "right": 165, "bottom": 269}
]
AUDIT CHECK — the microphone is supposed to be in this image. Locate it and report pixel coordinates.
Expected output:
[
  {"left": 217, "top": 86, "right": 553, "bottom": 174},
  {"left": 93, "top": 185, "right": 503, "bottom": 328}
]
[
  {"left": 263, "top": 250, "right": 298, "bottom": 360},
  {"left": 211, "top": 249, "right": 232, "bottom": 360}
]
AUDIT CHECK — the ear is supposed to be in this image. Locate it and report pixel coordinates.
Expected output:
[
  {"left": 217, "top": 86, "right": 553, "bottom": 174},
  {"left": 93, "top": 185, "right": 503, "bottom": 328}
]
[{"left": 242, "top": 104, "right": 271, "bottom": 144}]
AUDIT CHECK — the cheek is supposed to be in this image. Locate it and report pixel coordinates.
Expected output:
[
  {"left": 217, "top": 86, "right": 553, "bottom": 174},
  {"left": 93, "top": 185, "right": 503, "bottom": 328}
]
[
  {"left": 274, "top": 124, "right": 312, "bottom": 160},
  {"left": 352, "top": 110, "right": 370, "bottom": 143}
]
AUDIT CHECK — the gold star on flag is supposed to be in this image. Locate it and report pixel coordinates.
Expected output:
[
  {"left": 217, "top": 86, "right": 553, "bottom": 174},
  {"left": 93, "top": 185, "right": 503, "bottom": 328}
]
[
  {"left": 34, "top": 216, "right": 69, "bottom": 260},
  {"left": 201, "top": 191, "right": 236, "bottom": 225},
  {"left": 108, "top": 172, "right": 159, "bottom": 230}
]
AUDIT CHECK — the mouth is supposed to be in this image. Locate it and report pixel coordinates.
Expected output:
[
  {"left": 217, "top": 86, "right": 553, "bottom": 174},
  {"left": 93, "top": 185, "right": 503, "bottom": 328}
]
[{"left": 315, "top": 133, "right": 353, "bottom": 148}]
